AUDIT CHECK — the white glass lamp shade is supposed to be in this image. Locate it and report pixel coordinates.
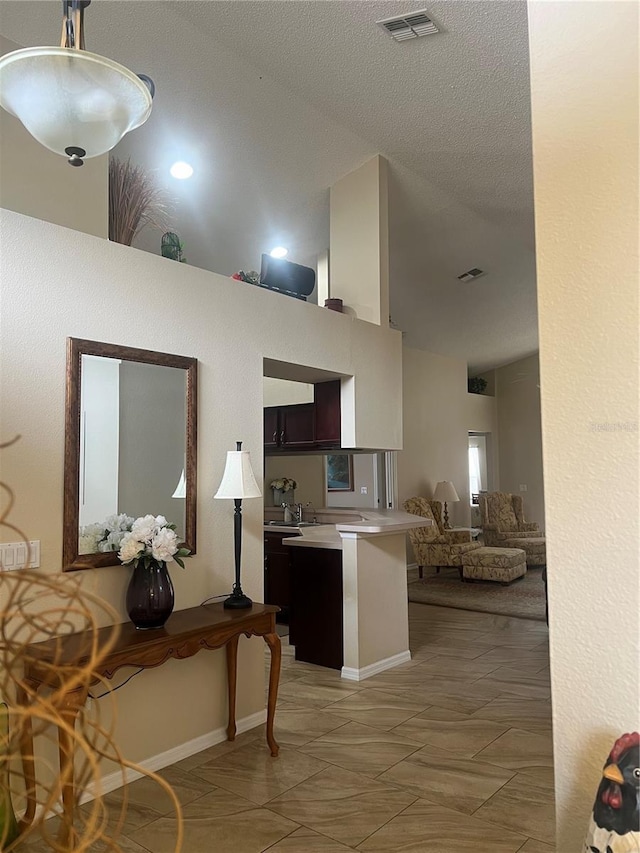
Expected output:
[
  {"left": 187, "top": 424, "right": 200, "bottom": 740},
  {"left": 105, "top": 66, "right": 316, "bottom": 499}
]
[
  {"left": 0, "top": 47, "right": 153, "bottom": 159},
  {"left": 433, "top": 481, "right": 460, "bottom": 503},
  {"left": 171, "top": 469, "right": 186, "bottom": 499},
  {"left": 214, "top": 451, "right": 262, "bottom": 500}
]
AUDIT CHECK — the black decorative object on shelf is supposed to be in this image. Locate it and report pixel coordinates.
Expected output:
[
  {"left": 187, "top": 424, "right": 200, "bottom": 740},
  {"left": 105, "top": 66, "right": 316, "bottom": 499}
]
[
  {"left": 126, "top": 559, "right": 175, "bottom": 629},
  {"left": 259, "top": 254, "right": 315, "bottom": 301}
]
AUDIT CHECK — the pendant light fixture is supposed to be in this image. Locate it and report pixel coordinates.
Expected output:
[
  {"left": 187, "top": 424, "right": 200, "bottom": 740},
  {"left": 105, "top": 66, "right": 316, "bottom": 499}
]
[{"left": 0, "top": 0, "right": 154, "bottom": 166}]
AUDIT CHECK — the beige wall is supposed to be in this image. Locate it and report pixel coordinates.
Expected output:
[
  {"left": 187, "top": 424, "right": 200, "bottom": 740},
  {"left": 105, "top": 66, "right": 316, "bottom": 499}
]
[
  {"left": 264, "top": 453, "right": 378, "bottom": 512},
  {"left": 326, "top": 454, "right": 377, "bottom": 508},
  {"left": 399, "top": 346, "right": 498, "bottom": 530},
  {"left": 495, "top": 354, "right": 545, "bottom": 528},
  {"left": 528, "top": 2, "right": 639, "bottom": 849},
  {"left": 329, "top": 155, "right": 389, "bottom": 325},
  {"left": 0, "top": 209, "right": 403, "bottom": 773},
  {"left": 264, "top": 455, "right": 325, "bottom": 510},
  {"left": 0, "top": 36, "right": 108, "bottom": 239},
  {"left": 262, "top": 377, "right": 314, "bottom": 406}
]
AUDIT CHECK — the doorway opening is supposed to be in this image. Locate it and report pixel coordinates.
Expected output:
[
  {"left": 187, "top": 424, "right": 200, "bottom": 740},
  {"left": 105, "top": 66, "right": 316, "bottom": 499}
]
[{"left": 468, "top": 432, "right": 494, "bottom": 519}]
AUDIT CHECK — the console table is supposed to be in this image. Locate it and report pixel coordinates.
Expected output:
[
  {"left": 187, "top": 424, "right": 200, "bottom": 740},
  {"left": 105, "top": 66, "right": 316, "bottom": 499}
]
[{"left": 18, "top": 602, "right": 281, "bottom": 845}]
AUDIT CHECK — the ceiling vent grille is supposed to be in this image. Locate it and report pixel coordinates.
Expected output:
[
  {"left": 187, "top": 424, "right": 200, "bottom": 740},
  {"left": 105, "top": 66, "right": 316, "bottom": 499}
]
[
  {"left": 377, "top": 11, "right": 439, "bottom": 42},
  {"left": 458, "top": 268, "right": 485, "bottom": 282}
]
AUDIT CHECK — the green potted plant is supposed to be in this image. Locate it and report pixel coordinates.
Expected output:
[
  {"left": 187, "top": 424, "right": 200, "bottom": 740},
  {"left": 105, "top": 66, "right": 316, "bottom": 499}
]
[{"left": 468, "top": 376, "right": 488, "bottom": 395}]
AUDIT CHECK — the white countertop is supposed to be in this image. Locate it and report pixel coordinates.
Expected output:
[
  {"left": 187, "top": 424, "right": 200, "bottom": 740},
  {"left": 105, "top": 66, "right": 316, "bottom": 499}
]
[{"left": 264, "top": 509, "right": 431, "bottom": 551}]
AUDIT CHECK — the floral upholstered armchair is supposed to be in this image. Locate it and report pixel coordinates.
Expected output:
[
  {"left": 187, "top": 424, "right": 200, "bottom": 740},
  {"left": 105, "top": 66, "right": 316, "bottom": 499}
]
[
  {"left": 478, "top": 492, "right": 541, "bottom": 547},
  {"left": 403, "top": 497, "right": 481, "bottom": 579}
]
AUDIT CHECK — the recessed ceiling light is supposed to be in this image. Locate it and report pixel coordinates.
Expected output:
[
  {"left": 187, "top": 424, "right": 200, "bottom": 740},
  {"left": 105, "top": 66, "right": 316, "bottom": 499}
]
[
  {"left": 269, "top": 246, "right": 288, "bottom": 259},
  {"left": 170, "top": 161, "right": 193, "bottom": 180}
]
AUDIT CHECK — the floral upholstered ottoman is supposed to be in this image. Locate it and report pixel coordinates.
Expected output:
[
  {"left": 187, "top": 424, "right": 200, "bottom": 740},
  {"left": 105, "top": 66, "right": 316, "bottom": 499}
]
[
  {"left": 462, "top": 546, "right": 527, "bottom": 584},
  {"left": 503, "top": 536, "right": 546, "bottom": 567}
]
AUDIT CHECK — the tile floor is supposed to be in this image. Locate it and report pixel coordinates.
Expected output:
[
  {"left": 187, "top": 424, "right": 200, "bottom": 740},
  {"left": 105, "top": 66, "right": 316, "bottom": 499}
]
[{"left": 19, "top": 603, "right": 555, "bottom": 852}]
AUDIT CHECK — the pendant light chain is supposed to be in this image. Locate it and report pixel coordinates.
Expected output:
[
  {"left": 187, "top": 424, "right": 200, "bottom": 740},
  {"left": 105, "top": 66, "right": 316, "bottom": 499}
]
[{"left": 61, "top": 0, "right": 88, "bottom": 50}]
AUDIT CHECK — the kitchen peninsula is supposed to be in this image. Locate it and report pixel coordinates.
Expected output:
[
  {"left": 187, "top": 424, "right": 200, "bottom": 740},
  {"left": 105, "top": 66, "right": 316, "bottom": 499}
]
[{"left": 264, "top": 509, "right": 430, "bottom": 681}]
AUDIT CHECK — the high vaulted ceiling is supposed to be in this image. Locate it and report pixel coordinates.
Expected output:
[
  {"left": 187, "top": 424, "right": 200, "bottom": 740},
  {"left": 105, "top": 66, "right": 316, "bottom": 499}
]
[{"left": 0, "top": 0, "right": 539, "bottom": 373}]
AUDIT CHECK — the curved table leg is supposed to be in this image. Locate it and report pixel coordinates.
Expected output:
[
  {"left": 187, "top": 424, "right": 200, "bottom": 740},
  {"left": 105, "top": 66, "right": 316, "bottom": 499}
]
[
  {"left": 263, "top": 632, "right": 281, "bottom": 757},
  {"left": 226, "top": 634, "right": 239, "bottom": 742},
  {"left": 57, "top": 686, "right": 88, "bottom": 849},
  {"left": 16, "top": 682, "right": 37, "bottom": 833}
]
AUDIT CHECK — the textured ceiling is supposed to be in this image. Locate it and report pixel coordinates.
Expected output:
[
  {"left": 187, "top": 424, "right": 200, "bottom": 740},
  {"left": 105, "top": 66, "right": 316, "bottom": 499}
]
[{"left": 0, "top": 0, "right": 539, "bottom": 373}]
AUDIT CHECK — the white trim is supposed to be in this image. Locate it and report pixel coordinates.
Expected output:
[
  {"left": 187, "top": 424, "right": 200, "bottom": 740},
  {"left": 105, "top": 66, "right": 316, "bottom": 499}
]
[
  {"left": 81, "top": 708, "right": 267, "bottom": 804},
  {"left": 341, "top": 649, "right": 411, "bottom": 682},
  {"left": 406, "top": 560, "right": 418, "bottom": 571},
  {"left": 384, "top": 451, "right": 397, "bottom": 509}
]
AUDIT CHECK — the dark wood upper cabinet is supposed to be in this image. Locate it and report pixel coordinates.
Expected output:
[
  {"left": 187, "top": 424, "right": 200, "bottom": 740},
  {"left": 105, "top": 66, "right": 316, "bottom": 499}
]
[
  {"left": 264, "top": 380, "right": 341, "bottom": 452},
  {"left": 264, "top": 403, "right": 315, "bottom": 448},
  {"left": 264, "top": 407, "right": 279, "bottom": 448},
  {"left": 280, "top": 403, "right": 316, "bottom": 447},
  {"left": 314, "top": 380, "right": 341, "bottom": 446}
]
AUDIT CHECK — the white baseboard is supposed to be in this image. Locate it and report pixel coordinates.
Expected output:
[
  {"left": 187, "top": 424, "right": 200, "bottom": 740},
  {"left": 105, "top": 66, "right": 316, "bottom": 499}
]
[
  {"left": 81, "top": 708, "right": 267, "bottom": 805},
  {"left": 341, "top": 650, "right": 412, "bottom": 682},
  {"left": 407, "top": 561, "right": 418, "bottom": 572}
]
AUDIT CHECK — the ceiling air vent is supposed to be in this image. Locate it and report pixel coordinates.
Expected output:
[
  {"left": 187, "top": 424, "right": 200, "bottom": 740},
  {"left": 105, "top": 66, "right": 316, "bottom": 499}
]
[
  {"left": 377, "top": 11, "right": 440, "bottom": 42},
  {"left": 457, "top": 268, "right": 485, "bottom": 283}
]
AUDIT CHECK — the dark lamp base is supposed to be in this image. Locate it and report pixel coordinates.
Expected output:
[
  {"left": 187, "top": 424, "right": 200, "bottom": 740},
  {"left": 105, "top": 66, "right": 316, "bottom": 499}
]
[{"left": 224, "top": 591, "right": 253, "bottom": 609}]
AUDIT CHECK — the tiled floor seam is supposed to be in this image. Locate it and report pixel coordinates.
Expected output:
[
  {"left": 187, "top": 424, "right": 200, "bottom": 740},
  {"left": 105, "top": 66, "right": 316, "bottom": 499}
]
[
  {"left": 467, "top": 767, "right": 519, "bottom": 816},
  {"left": 258, "top": 820, "right": 305, "bottom": 852},
  {"left": 349, "top": 792, "right": 421, "bottom": 849},
  {"left": 466, "top": 723, "right": 520, "bottom": 759}
]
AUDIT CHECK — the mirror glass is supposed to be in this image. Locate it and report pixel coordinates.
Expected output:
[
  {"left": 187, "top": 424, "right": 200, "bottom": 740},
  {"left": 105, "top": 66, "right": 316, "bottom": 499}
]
[{"left": 64, "top": 339, "right": 197, "bottom": 571}]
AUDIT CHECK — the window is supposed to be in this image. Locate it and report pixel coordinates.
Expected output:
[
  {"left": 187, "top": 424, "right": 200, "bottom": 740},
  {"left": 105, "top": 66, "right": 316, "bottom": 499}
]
[{"left": 468, "top": 433, "right": 490, "bottom": 503}]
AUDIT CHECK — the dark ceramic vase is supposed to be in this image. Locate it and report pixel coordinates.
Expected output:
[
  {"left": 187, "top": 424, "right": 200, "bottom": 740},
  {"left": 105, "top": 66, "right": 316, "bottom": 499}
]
[{"left": 126, "top": 559, "right": 174, "bottom": 630}]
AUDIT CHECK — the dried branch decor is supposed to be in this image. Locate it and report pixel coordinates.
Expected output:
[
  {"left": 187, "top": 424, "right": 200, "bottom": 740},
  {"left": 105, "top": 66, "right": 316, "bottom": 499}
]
[
  {"left": 0, "top": 436, "right": 183, "bottom": 851},
  {"left": 108, "top": 158, "right": 167, "bottom": 246}
]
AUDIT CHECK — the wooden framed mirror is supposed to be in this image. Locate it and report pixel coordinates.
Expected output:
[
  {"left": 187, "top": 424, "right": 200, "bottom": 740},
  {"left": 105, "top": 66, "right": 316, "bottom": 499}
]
[{"left": 63, "top": 338, "right": 197, "bottom": 571}]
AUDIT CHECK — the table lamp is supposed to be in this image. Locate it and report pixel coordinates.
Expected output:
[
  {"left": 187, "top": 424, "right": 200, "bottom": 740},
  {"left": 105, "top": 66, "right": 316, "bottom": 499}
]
[
  {"left": 433, "top": 481, "right": 460, "bottom": 530},
  {"left": 171, "top": 468, "right": 186, "bottom": 499},
  {"left": 214, "top": 441, "right": 262, "bottom": 609}
]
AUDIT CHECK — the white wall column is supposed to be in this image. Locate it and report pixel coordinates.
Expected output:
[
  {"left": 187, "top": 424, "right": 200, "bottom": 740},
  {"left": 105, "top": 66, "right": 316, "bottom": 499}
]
[
  {"left": 528, "top": 2, "right": 639, "bottom": 849},
  {"left": 340, "top": 532, "right": 411, "bottom": 680},
  {"left": 329, "top": 155, "right": 389, "bottom": 326}
]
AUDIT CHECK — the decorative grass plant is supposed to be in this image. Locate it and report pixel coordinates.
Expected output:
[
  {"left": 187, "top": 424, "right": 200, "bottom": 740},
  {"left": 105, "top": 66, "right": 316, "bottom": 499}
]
[{"left": 109, "top": 157, "right": 167, "bottom": 246}]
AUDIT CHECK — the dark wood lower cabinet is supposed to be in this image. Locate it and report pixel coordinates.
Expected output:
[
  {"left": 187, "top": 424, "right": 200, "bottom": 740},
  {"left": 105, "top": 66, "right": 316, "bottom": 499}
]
[
  {"left": 264, "top": 532, "right": 293, "bottom": 623},
  {"left": 290, "top": 546, "right": 343, "bottom": 670}
]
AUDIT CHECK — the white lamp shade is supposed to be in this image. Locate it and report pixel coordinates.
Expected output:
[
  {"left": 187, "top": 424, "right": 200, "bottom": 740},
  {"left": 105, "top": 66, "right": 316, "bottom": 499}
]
[
  {"left": 214, "top": 451, "right": 262, "bottom": 500},
  {"left": 0, "top": 47, "right": 153, "bottom": 159},
  {"left": 433, "top": 481, "right": 460, "bottom": 503},
  {"left": 171, "top": 469, "right": 186, "bottom": 499}
]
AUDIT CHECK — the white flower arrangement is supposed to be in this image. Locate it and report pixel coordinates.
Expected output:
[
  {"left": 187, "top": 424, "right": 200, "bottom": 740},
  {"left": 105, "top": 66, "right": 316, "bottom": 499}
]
[
  {"left": 118, "top": 515, "right": 191, "bottom": 569},
  {"left": 79, "top": 513, "right": 134, "bottom": 555},
  {"left": 269, "top": 478, "right": 297, "bottom": 492}
]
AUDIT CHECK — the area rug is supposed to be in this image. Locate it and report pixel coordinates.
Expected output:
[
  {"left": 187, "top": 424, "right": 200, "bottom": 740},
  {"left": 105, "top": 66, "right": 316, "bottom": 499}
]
[{"left": 408, "top": 566, "right": 546, "bottom": 622}]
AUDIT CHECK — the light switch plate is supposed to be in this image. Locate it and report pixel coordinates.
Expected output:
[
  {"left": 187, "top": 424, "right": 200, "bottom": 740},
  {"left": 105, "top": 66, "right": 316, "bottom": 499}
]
[
  {"left": 519, "top": 484, "right": 528, "bottom": 492},
  {"left": 0, "top": 540, "right": 40, "bottom": 570}
]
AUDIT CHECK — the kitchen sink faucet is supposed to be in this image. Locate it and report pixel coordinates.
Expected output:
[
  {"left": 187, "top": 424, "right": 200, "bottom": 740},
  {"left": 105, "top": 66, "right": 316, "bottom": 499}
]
[{"left": 294, "top": 503, "right": 304, "bottom": 523}]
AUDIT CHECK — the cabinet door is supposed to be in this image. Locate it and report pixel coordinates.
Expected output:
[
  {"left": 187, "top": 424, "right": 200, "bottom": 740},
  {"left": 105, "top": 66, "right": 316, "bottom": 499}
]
[
  {"left": 264, "top": 407, "right": 279, "bottom": 448},
  {"left": 314, "top": 380, "right": 341, "bottom": 446},
  {"left": 280, "top": 403, "right": 315, "bottom": 447},
  {"left": 290, "top": 547, "right": 343, "bottom": 670},
  {"left": 264, "top": 533, "right": 292, "bottom": 623}
]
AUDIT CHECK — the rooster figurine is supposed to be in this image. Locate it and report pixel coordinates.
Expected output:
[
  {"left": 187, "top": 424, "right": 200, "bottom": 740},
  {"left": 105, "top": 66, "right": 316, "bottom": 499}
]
[{"left": 585, "top": 732, "right": 640, "bottom": 852}]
